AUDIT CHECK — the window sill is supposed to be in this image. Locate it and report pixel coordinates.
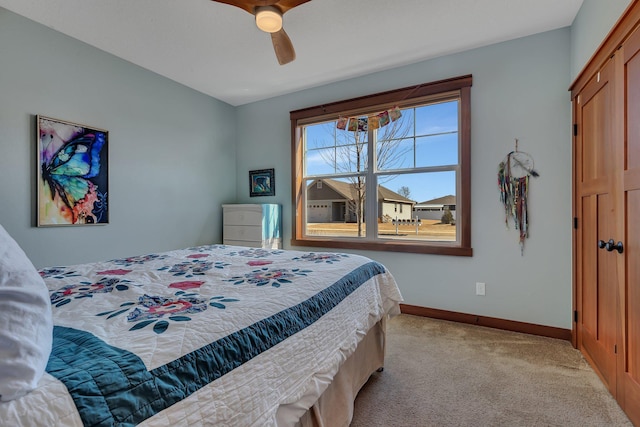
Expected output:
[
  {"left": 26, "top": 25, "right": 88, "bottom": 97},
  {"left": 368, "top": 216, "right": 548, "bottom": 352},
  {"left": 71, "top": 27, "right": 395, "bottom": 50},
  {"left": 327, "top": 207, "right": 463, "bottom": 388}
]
[{"left": 290, "top": 238, "right": 473, "bottom": 256}]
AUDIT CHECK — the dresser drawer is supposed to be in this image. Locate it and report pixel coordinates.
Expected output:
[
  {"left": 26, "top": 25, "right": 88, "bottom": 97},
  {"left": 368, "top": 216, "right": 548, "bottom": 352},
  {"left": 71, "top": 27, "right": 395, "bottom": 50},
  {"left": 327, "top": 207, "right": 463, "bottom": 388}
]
[
  {"left": 223, "top": 206, "right": 263, "bottom": 226},
  {"left": 223, "top": 239, "right": 263, "bottom": 248},
  {"left": 223, "top": 225, "right": 263, "bottom": 242}
]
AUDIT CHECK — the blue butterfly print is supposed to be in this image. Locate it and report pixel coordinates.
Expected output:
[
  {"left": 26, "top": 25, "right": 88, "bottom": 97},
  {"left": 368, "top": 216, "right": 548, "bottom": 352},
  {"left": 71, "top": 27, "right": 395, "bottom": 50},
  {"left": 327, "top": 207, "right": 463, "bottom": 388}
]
[{"left": 41, "top": 131, "right": 106, "bottom": 214}]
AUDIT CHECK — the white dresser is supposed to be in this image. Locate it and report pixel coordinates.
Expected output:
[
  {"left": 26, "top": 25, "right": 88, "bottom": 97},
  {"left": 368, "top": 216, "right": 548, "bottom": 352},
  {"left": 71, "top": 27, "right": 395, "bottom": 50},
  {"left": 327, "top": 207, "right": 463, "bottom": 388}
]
[{"left": 222, "top": 204, "right": 282, "bottom": 249}]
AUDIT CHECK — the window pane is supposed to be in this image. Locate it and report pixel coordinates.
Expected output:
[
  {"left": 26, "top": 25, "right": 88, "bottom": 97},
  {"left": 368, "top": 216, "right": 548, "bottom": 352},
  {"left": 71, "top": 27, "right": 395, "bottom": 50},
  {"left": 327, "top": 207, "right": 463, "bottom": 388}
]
[
  {"left": 377, "top": 102, "right": 459, "bottom": 171},
  {"left": 416, "top": 133, "right": 458, "bottom": 168},
  {"left": 305, "top": 177, "right": 367, "bottom": 238},
  {"left": 306, "top": 147, "right": 337, "bottom": 175},
  {"left": 305, "top": 144, "right": 369, "bottom": 177},
  {"left": 334, "top": 127, "right": 369, "bottom": 173},
  {"left": 415, "top": 100, "right": 459, "bottom": 134},
  {"left": 377, "top": 172, "right": 456, "bottom": 242},
  {"left": 376, "top": 109, "right": 414, "bottom": 171},
  {"left": 333, "top": 140, "right": 368, "bottom": 174},
  {"left": 377, "top": 137, "right": 414, "bottom": 171},
  {"left": 305, "top": 122, "right": 336, "bottom": 150},
  {"left": 305, "top": 126, "right": 369, "bottom": 175}
]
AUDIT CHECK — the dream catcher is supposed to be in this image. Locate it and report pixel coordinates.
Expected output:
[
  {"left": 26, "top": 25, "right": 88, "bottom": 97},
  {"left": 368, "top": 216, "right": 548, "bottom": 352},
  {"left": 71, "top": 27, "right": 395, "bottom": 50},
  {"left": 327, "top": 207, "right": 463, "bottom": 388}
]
[{"left": 498, "top": 140, "right": 539, "bottom": 254}]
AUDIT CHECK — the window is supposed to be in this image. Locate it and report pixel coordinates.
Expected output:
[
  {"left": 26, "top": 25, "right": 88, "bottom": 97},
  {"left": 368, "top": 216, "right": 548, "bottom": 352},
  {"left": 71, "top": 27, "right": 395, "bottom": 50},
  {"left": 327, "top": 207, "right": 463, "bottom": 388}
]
[{"left": 290, "top": 75, "right": 472, "bottom": 256}]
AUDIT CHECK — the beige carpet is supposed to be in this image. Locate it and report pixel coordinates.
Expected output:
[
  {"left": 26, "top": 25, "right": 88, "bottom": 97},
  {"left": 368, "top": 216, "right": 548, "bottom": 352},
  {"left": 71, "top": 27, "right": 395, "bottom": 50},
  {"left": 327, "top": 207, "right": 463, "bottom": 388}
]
[{"left": 351, "top": 314, "right": 633, "bottom": 427}]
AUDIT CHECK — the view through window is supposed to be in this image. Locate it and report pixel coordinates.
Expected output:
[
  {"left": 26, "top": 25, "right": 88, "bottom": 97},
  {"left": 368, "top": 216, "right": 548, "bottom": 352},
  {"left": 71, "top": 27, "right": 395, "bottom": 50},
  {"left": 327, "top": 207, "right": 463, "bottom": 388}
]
[{"left": 291, "top": 76, "right": 472, "bottom": 256}]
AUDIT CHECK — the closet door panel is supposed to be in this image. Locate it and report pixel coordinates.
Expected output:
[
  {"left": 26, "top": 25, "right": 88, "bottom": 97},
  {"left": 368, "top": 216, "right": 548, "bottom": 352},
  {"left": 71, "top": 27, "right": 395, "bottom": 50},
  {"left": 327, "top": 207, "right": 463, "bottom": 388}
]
[
  {"left": 580, "top": 198, "right": 597, "bottom": 336},
  {"left": 596, "top": 194, "right": 617, "bottom": 351},
  {"left": 580, "top": 193, "right": 618, "bottom": 391},
  {"left": 622, "top": 178, "right": 640, "bottom": 425},
  {"left": 625, "top": 24, "right": 640, "bottom": 170},
  {"left": 622, "top": 26, "right": 640, "bottom": 425},
  {"left": 575, "top": 59, "right": 619, "bottom": 394},
  {"left": 624, "top": 191, "right": 640, "bottom": 423},
  {"left": 627, "top": 192, "right": 640, "bottom": 376},
  {"left": 581, "top": 74, "right": 613, "bottom": 184}
]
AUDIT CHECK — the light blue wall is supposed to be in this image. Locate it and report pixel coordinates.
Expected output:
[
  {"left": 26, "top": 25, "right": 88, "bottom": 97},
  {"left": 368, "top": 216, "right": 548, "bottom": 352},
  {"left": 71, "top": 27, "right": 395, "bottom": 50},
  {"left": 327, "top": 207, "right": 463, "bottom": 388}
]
[
  {"left": 235, "top": 28, "right": 573, "bottom": 329},
  {"left": 1, "top": 3, "right": 627, "bottom": 329},
  {"left": 570, "top": 0, "right": 632, "bottom": 80},
  {"left": 0, "top": 8, "right": 237, "bottom": 268}
]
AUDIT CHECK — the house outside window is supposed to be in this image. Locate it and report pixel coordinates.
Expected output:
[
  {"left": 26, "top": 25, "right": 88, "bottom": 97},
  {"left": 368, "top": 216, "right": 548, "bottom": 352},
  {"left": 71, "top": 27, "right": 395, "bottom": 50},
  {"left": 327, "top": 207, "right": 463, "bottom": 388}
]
[{"left": 290, "top": 75, "right": 472, "bottom": 256}]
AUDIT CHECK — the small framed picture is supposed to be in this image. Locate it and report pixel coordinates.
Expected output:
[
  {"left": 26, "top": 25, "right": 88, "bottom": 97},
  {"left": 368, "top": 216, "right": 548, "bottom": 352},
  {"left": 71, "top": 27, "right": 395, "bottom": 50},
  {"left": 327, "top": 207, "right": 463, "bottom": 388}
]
[{"left": 249, "top": 168, "right": 275, "bottom": 197}]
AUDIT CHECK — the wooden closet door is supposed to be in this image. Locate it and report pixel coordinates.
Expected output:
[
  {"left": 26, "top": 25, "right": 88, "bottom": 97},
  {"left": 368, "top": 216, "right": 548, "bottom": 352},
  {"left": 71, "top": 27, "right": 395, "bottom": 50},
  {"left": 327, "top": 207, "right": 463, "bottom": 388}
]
[
  {"left": 621, "top": 26, "right": 640, "bottom": 426},
  {"left": 574, "top": 57, "right": 619, "bottom": 396}
]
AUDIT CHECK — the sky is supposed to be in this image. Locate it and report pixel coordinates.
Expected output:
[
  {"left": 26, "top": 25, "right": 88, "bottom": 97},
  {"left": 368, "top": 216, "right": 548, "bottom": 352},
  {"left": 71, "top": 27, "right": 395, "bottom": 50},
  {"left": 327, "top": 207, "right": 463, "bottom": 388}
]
[{"left": 304, "top": 100, "right": 459, "bottom": 203}]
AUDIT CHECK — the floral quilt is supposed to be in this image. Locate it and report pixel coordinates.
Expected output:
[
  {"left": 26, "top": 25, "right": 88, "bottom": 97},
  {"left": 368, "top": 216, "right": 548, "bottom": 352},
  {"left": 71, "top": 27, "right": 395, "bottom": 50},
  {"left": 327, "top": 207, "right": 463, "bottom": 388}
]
[{"left": 0, "top": 245, "right": 402, "bottom": 427}]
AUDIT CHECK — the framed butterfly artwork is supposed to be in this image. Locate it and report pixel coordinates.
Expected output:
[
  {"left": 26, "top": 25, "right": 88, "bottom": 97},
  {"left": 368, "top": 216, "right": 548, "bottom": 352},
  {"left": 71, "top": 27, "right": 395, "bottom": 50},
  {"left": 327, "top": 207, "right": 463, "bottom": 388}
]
[{"left": 36, "top": 115, "right": 109, "bottom": 226}]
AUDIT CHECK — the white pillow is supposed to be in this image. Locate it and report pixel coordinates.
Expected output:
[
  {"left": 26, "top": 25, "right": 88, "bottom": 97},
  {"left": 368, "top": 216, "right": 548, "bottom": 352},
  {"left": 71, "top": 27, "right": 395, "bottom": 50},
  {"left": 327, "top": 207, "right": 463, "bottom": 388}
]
[{"left": 0, "top": 225, "right": 53, "bottom": 401}]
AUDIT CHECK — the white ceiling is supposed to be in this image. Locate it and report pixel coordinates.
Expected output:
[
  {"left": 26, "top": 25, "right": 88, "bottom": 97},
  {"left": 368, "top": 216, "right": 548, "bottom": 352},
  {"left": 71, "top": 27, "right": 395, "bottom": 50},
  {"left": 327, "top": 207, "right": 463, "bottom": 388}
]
[{"left": 0, "top": 0, "right": 583, "bottom": 106}]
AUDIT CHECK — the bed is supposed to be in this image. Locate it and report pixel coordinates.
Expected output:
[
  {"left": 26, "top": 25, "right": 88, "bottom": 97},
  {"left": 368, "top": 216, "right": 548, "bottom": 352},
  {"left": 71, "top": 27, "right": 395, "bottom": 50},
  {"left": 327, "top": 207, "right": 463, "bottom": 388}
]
[{"left": 0, "top": 233, "right": 402, "bottom": 427}]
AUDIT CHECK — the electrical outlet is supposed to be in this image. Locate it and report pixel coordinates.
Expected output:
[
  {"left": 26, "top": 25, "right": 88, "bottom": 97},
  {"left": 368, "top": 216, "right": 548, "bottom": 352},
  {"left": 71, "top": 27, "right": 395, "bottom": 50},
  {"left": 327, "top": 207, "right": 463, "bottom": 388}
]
[{"left": 476, "top": 282, "right": 486, "bottom": 296}]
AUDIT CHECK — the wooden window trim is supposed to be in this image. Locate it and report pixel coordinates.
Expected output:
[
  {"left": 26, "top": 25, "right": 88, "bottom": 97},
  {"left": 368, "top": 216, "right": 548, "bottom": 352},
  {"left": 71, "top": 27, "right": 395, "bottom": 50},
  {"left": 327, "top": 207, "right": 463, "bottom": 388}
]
[{"left": 290, "top": 75, "right": 473, "bottom": 256}]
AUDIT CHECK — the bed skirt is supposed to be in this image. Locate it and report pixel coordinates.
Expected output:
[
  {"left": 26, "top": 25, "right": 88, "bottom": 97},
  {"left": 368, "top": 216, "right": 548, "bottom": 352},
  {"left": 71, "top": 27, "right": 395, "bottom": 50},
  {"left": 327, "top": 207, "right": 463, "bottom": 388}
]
[{"left": 276, "top": 317, "right": 386, "bottom": 427}]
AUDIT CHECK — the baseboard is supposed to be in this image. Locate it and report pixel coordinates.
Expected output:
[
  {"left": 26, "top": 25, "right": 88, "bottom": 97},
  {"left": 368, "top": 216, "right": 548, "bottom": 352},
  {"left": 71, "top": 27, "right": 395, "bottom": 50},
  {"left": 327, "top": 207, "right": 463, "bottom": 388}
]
[{"left": 400, "top": 304, "right": 572, "bottom": 341}]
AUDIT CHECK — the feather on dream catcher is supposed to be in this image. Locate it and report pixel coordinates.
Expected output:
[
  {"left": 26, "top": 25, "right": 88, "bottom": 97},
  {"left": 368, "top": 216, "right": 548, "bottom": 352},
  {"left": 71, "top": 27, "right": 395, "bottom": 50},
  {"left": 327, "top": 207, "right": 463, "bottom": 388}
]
[{"left": 498, "top": 140, "right": 539, "bottom": 254}]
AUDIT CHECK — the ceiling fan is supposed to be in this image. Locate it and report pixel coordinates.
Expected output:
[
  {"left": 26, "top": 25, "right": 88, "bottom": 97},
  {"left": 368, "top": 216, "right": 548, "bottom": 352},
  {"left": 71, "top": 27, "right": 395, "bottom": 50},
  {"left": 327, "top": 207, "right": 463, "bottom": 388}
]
[{"left": 212, "top": 0, "right": 310, "bottom": 65}]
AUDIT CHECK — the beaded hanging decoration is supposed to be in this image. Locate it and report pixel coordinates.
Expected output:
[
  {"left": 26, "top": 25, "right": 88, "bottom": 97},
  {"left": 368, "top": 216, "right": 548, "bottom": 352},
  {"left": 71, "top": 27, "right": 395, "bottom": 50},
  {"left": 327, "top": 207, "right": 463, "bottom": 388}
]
[{"left": 498, "top": 140, "right": 539, "bottom": 254}]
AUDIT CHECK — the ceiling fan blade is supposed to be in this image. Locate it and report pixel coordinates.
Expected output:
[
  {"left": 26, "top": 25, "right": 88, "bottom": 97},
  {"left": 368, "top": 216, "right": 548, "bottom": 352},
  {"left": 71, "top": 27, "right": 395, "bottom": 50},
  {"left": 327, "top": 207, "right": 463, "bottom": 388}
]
[
  {"left": 273, "top": 0, "right": 311, "bottom": 14},
  {"left": 271, "top": 28, "right": 295, "bottom": 65}
]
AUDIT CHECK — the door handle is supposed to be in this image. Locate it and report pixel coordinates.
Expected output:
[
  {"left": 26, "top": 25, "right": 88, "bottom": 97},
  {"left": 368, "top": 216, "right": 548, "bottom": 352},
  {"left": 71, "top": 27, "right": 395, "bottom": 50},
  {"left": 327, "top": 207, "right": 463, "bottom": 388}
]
[
  {"left": 598, "top": 240, "right": 606, "bottom": 249},
  {"left": 604, "top": 239, "right": 624, "bottom": 254}
]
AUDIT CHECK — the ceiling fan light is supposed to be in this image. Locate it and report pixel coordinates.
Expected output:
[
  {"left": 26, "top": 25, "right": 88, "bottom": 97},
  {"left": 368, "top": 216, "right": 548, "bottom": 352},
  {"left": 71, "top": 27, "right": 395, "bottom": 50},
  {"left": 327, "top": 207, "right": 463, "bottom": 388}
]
[{"left": 255, "top": 7, "right": 282, "bottom": 33}]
